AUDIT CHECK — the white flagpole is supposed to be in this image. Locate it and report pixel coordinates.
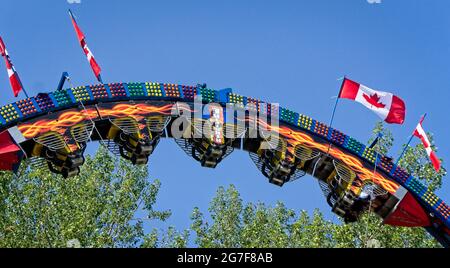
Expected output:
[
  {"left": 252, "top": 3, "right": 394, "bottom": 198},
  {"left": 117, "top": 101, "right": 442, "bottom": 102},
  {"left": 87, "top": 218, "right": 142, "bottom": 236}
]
[{"left": 326, "top": 76, "right": 345, "bottom": 155}]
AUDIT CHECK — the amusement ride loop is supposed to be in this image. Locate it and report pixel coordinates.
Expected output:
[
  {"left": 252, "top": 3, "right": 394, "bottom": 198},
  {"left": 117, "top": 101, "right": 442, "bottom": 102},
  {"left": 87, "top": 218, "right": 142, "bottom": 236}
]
[{"left": 0, "top": 82, "right": 449, "bottom": 247}]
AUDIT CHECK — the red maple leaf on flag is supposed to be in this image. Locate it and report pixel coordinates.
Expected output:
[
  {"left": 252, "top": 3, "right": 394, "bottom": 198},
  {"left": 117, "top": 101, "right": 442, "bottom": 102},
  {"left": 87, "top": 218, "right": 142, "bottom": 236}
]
[{"left": 363, "top": 93, "right": 386, "bottom": 108}]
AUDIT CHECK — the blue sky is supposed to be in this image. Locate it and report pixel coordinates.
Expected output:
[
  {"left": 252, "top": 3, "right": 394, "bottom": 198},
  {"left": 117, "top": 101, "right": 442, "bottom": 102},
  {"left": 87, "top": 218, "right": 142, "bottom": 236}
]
[{"left": 1, "top": 0, "right": 449, "bottom": 233}]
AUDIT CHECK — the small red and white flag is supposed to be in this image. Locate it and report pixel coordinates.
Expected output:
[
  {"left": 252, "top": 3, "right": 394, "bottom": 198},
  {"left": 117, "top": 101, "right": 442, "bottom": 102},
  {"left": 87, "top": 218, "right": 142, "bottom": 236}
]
[
  {"left": 339, "top": 78, "right": 406, "bottom": 124},
  {"left": 0, "top": 37, "right": 5, "bottom": 56},
  {"left": 413, "top": 116, "right": 441, "bottom": 172},
  {"left": 0, "top": 36, "right": 24, "bottom": 97},
  {"left": 69, "top": 10, "right": 102, "bottom": 82}
]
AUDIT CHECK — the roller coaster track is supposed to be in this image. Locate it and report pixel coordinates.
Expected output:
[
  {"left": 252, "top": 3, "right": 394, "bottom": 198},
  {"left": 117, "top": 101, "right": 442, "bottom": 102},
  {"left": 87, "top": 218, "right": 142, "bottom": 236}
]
[{"left": 0, "top": 81, "right": 449, "bottom": 247}]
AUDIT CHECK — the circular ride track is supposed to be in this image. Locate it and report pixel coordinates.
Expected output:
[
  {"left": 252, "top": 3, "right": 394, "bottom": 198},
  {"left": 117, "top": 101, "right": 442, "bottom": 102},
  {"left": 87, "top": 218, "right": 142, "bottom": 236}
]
[{"left": 0, "top": 81, "right": 449, "bottom": 247}]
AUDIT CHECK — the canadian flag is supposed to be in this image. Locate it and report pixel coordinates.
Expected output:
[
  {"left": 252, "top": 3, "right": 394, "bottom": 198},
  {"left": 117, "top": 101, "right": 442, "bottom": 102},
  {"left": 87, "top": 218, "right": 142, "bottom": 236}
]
[
  {"left": 339, "top": 78, "right": 406, "bottom": 124},
  {"left": 0, "top": 36, "right": 24, "bottom": 97},
  {"left": 69, "top": 10, "right": 102, "bottom": 82},
  {"left": 413, "top": 116, "right": 441, "bottom": 172}
]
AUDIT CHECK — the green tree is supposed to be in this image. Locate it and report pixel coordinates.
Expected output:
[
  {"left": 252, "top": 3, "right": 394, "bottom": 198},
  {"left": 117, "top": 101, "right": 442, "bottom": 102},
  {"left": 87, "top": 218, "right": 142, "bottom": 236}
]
[
  {"left": 0, "top": 146, "right": 171, "bottom": 248},
  {"left": 367, "top": 121, "right": 394, "bottom": 155},
  {"left": 141, "top": 227, "right": 189, "bottom": 248},
  {"left": 191, "top": 185, "right": 243, "bottom": 248},
  {"left": 190, "top": 185, "right": 334, "bottom": 248},
  {"left": 189, "top": 184, "right": 440, "bottom": 248}
]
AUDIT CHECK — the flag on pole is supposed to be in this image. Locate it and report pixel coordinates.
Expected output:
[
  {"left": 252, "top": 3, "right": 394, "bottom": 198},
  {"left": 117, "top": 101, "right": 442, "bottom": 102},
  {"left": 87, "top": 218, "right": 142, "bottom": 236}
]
[
  {"left": 0, "top": 37, "right": 5, "bottom": 56},
  {"left": 0, "top": 36, "right": 24, "bottom": 97},
  {"left": 413, "top": 116, "right": 441, "bottom": 172},
  {"left": 68, "top": 10, "right": 102, "bottom": 82},
  {"left": 339, "top": 78, "right": 406, "bottom": 124}
]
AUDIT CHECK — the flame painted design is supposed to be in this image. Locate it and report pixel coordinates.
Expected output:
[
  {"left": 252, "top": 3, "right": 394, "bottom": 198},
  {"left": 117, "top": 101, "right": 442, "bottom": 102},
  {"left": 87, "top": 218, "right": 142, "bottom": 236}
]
[
  {"left": 254, "top": 118, "right": 399, "bottom": 194},
  {"left": 18, "top": 103, "right": 173, "bottom": 138},
  {"left": 18, "top": 103, "right": 398, "bottom": 194},
  {"left": 278, "top": 125, "right": 399, "bottom": 193}
]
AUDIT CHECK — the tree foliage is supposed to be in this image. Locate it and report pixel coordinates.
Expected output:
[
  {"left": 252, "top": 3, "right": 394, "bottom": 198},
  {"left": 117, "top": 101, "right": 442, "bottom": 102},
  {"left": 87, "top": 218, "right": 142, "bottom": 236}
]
[
  {"left": 0, "top": 146, "right": 170, "bottom": 248},
  {"left": 189, "top": 185, "right": 439, "bottom": 248}
]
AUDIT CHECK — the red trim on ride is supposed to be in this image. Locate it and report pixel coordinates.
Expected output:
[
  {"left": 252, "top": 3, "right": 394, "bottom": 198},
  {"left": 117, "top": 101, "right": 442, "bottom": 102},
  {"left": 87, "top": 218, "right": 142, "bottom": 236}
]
[
  {"left": 0, "top": 130, "right": 22, "bottom": 170},
  {"left": 384, "top": 192, "right": 431, "bottom": 227}
]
